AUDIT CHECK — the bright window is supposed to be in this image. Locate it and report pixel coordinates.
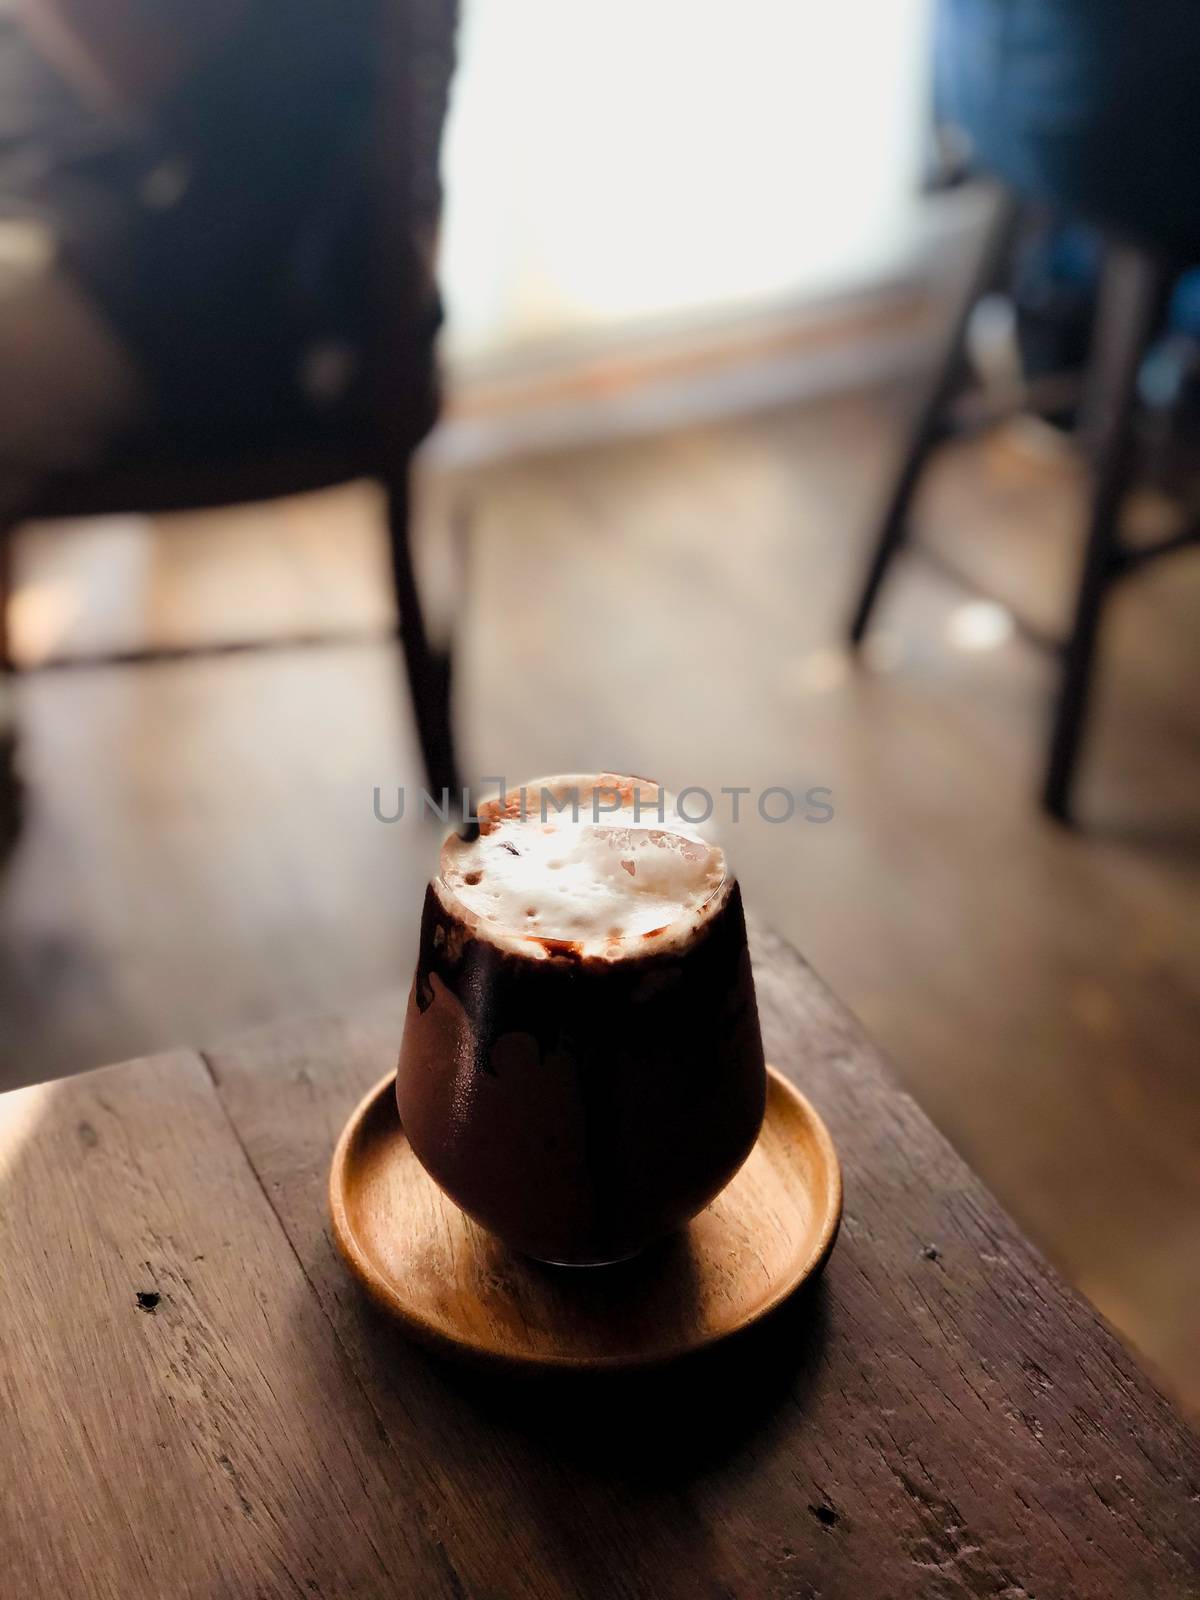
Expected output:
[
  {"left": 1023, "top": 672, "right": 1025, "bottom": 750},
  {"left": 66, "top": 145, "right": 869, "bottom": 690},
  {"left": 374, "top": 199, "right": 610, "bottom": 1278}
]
[{"left": 440, "top": 0, "right": 933, "bottom": 361}]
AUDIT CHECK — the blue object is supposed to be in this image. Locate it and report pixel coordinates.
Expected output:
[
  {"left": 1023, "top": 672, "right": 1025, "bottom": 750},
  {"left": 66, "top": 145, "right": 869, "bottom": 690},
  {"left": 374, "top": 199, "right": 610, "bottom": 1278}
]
[{"left": 935, "top": 0, "right": 1200, "bottom": 251}]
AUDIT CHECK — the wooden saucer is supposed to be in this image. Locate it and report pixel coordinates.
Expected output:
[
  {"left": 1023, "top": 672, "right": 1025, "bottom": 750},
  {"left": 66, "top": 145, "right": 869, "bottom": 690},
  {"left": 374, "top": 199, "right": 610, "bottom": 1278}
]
[{"left": 329, "top": 1066, "right": 841, "bottom": 1371}]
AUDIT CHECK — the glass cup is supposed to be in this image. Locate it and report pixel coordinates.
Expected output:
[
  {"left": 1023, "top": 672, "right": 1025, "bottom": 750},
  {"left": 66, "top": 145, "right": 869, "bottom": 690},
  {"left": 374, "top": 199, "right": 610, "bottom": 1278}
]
[{"left": 395, "top": 775, "right": 767, "bottom": 1265}]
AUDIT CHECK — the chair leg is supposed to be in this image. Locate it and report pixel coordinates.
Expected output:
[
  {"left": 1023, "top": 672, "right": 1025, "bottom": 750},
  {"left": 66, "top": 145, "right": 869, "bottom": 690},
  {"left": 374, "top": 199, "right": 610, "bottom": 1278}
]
[
  {"left": 1042, "top": 243, "right": 1170, "bottom": 823},
  {"left": 0, "top": 524, "right": 20, "bottom": 848},
  {"left": 384, "top": 467, "right": 461, "bottom": 801},
  {"left": 848, "top": 184, "right": 1024, "bottom": 644}
]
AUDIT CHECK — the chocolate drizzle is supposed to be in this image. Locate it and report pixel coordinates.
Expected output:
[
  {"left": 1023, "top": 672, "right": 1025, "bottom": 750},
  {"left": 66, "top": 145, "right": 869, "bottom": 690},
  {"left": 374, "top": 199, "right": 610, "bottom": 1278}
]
[{"left": 398, "top": 873, "right": 766, "bottom": 1264}]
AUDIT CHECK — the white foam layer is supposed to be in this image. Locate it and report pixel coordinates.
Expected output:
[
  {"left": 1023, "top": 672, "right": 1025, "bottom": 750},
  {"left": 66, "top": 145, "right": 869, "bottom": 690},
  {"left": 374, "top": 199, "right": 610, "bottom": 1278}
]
[{"left": 438, "top": 776, "right": 728, "bottom": 958}]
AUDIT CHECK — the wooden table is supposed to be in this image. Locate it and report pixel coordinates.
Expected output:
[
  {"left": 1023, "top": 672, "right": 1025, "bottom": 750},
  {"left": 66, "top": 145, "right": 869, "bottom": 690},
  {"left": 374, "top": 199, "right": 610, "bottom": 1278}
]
[{"left": 3, "top": 929, "right": 1198, "bottom": 1599}]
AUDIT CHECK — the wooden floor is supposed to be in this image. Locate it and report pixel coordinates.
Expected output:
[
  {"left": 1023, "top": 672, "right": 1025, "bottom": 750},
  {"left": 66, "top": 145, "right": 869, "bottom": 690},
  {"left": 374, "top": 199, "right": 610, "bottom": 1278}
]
[{"left": 2, "top": 386, "right": 1198, "bottom": 1412}]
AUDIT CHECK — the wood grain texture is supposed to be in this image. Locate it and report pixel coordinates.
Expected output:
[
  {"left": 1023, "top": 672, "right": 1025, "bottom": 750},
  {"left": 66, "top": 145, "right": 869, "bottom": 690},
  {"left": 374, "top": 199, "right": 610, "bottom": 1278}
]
[
  {"left": 0, "top": 1049, "right": 466, "bottom": 1600},
  {"left": 329, "top": 1066, "right": 842, "bottom": 1369},
  {"left": 205, "top": 932, "right": 1200, "bottom": 1600}
]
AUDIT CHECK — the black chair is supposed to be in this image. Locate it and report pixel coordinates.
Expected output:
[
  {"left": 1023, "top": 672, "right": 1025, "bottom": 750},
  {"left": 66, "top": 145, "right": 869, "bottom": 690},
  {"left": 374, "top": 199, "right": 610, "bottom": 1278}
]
[
  {"left": 0, "top": 0, "right": 462, "bottom": 808},
  {"left": 849, "top": 1, "right": 1200, "bottom": 823}
]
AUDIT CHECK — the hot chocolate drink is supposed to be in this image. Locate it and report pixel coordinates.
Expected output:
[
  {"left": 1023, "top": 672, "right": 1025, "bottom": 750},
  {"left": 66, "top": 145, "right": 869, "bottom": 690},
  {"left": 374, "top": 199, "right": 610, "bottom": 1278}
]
[{"left": 395, "top": 775, "right": 767, "bottom": 1265}]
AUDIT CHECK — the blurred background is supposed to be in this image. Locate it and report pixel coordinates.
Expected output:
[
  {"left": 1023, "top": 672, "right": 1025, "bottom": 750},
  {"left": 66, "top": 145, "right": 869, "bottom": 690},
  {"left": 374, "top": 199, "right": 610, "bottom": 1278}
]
[{"left": 1, "top": 0, "right": 1197, "bottom": 1410}]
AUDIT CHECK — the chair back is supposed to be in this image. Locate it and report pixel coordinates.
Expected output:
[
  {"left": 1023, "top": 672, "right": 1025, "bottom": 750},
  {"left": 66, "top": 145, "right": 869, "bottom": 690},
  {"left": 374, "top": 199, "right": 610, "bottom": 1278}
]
[
  {"left": 935, "top": 0, "right": 1200, "bottom": 251},
  {"left": 371, "top": 0, "right": 460, "bottom": 460}
]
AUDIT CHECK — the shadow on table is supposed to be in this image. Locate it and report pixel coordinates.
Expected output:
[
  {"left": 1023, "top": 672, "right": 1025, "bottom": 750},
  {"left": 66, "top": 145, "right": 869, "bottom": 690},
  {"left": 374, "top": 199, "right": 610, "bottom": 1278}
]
[
  {"left": 415, "top": 1273, "right": 832, "bottom": 1485},
  {"left": 334, "top": 1271, "right": 834, "bottom": 1597},
  {"left": 1090, "top": 811, "right": 1200, "bottom": 866}
]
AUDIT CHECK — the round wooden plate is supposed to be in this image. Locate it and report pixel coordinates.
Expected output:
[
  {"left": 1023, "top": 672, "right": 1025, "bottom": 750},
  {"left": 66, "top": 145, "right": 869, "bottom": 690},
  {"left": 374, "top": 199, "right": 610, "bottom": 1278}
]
[{"left": 329, "top": 1066, "right": 842, "bottom": 1371}]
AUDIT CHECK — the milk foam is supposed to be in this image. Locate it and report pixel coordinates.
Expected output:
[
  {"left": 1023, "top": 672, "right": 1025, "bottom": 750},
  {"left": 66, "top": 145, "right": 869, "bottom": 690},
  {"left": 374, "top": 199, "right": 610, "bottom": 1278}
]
[{"left": 439, "top": 776, "right": 728, "bottom": 958}]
